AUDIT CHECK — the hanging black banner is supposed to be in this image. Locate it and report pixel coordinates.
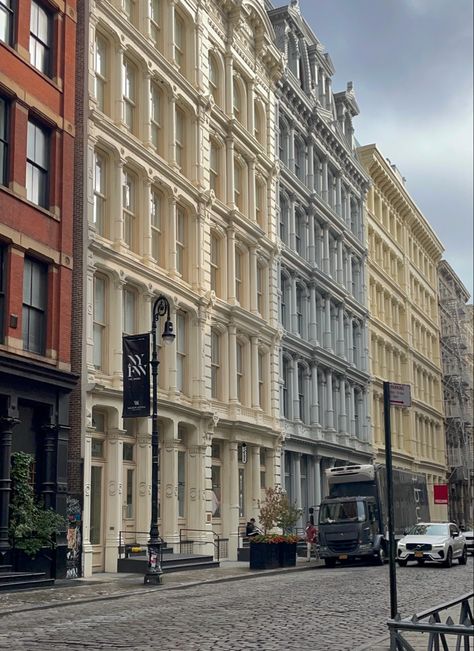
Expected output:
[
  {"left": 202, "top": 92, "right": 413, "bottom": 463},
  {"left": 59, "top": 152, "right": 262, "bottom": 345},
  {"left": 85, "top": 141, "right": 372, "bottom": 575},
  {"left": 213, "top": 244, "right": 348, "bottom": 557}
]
[{"left": 122, "top": 333, "right": 150, "bottom": 418}]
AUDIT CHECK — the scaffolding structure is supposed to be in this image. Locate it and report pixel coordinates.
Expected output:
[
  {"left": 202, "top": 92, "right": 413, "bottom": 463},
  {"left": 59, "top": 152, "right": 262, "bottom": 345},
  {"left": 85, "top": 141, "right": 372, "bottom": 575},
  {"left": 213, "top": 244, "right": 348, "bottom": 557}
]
[{"left": 439, "top": 272, "right": 473, "bottom": 527}]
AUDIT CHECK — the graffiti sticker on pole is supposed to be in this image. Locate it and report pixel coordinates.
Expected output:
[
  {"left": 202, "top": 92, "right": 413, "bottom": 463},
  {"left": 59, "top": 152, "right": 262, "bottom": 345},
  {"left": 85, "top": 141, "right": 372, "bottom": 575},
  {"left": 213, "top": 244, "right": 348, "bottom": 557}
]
[{"left": 388, "top": 383, "right": 411, "bottom": 408}]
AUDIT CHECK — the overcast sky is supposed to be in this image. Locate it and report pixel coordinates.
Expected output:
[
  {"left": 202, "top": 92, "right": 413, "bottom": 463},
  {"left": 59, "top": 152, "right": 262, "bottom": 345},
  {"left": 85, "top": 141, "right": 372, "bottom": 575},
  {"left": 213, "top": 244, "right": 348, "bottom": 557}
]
[{"left": 298, "top": 0, "right": 473, "bottom": 300}]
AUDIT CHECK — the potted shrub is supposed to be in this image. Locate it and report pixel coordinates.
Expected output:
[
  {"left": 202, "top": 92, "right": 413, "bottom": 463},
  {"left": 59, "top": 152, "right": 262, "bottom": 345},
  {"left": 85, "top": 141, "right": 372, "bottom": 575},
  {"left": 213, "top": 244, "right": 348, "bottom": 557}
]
[
  {"left": 249, "top": 486, "right": 302, "bottom": 569},
  {"left": 9, "top": 452, "right": 65, "bottom": 577}
]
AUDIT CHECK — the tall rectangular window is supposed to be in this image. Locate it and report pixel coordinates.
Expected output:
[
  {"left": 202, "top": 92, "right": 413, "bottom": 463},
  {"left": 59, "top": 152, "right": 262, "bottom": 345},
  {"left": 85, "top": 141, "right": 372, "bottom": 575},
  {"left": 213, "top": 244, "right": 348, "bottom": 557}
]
[
  {"left": 26, "top": 120, "right": 49, "bottom": 208},
  {"left": 210, "top": 141, "right": 218, "bottom": 193},
  {"left": 0, "top": 0, "right": 13, "bottom": 45},
  {"left": 123, "top": 286, "right": 136, "bottom": 335},
  {"left": 150, "top": 188, "right": 162, "bottom": 262},
  {"left": 176, "top": 205, "right": 185, "bottom": 277},
  {"left": 176, "top": 311, "right": 186, "bottom": 392},
  {"left": 150, "top": 84, "right": 161, "bottom": 152},
  {"left": 150, "top": 0, "right": 160, "bottom": 45},
  {"left": 122, "top": 171, "right": 135, "bottom": 249},
  {"left": 125, "top": 468, "right": 134, "bottom": 519},
  {"left": 123, "top": 0, "right": 136, "bottom": 24},
  {"left": 90, "top": 466, "right": 102, "bottom": 545},
  {"left": 258, "top": 351, "right": 264, "bottom": 408},
  {"left": 282, "top": 358, "right": 289, "bottom": 418},
  {"left": 235, "top": 250, "right": 242, "bottom": 303},
  {"left": 0, "top": 244, "right": 6, "bottom": 343},
  {"left": 211, "top": 465, "right": 221, "bottom": 517},
  {"left": 30, "top": 1, "right": 51, "bottom": 76},
  {"left": 257, "top": 265, "right": 263, "bottom": 315},
  {"left": 236, "top": 342, "right": 243, "bottom": 402},
  {"left": 93, "top": 152, "right": 106, "bottom": 235},
  {"left": 94, "top": 34, "right": 107, "bottom": 112},
  {"left": 93, "top": 275, "right": 106, "bottom": 370},
  {"left": 211, "top": 329, "right": 220, "bottom": 399},
  {"left": 22, "top": 257, "right": 47, "bottom": 354},
  {"left": 174, "top": 13, "right": 184, "bottom": 70},
  {"left": 0, "top": 97, "right": 7, "bottom": 187},
  {"left": 122, "top": 58, "right": 136, "bottom": 132},
  {"left": 210, "top": 234, "right": 219, "bottom": 294},
  {"left": 175, "top": 108, "right": 184, "bottom": 170}
]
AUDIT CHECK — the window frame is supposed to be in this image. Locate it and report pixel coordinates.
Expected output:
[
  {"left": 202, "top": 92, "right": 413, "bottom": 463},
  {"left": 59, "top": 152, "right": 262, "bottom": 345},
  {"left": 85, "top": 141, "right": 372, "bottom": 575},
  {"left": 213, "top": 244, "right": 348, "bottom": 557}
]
[
  {"left": 150, "top": 186, "right": 162, "bottom": 263},
  {"left": 122, "top": 285, "right": 137, "bottom": 336},
  {"left": 174, "top": 11, "right": 185, "bottom": 71},
  {"left": 0, "top": 96, "right": 8, "bottom": 187},
  {"left": 0, "top": 243, "right": 6, "bottom": 344},
  {"left": 211, "top": 328, "right": 220, "bottom": 399},
  {"left": 93, "top": 150, "right": 107, "bottom": 236},
  {"left": 26, "top": 119, "right": 50, "bottom": 209},
  {"left": 0, "top": 0, "right": 14, "bottom": 47},
  {"left": 210, "top": 232, "right": 220, "bottom": 295},
  {"left": 176, "top": 204, "right": 186, "bottom": 278},
  {"left": 176, "top": 310, "right": 187, "bottom": 393},
  {"left": 29, "top": 0, "right": 52, "bottom": 77},
  {"left": 94, "top": 32, "right": 108, "bottom": 112},
  {"left": 175, "top": 106, "right": 185, "bottom": 171},
  {"left": 22, "top": 256, "right": 48, "bottom": 355},
  {"left": 122, "top": 169, "right": 136, "bottom": 250},
  {"left": 150, "top": 82, "right": 162, "bottom": 153},
  {"left": 93, "top": 274, "right": 107, "bottom": 371},
  {"left": 122, "top": 57, "right": 136, "bottom": 133}
]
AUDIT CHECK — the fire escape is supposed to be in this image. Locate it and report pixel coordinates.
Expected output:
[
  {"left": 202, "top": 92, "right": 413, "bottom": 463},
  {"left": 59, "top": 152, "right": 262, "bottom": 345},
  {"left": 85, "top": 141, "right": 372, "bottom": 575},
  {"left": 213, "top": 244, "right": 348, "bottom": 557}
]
[{"left": 440, "top": 297, "right": 473, "bottom": 527}]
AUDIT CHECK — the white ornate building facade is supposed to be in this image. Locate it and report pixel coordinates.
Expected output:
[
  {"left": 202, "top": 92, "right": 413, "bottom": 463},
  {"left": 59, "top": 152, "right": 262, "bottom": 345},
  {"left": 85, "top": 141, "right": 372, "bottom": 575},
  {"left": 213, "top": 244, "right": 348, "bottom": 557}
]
[
  {"left": 76, "top": 0, "right": 283, "bottom": 575},
  {"left": 268, "top": 3, "right": 373, "bottom": 523},
  {"left": 358, "top": 145, "right": 447, "bottom": 521}
]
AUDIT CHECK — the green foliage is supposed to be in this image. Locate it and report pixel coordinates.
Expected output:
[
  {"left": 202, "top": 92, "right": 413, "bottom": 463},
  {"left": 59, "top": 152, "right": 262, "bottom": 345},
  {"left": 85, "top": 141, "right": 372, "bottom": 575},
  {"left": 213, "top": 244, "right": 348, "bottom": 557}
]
[
  {"left": 258, "top": 486, "right": 302, "bottom": 535},
  {"left": 9, "top": 452, "right": 65, "bottom": 558}
]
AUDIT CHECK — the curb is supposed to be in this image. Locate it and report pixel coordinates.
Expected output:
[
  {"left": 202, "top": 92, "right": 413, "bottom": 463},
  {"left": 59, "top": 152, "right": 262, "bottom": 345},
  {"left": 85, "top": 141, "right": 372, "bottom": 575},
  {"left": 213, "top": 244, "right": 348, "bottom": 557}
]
[{"left": 0, "top": 562, "right": 323, "bottom": 617}]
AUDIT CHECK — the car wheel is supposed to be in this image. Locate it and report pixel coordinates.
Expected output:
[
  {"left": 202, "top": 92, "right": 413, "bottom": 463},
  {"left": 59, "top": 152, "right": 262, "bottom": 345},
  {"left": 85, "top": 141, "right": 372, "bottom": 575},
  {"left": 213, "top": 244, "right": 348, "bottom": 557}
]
[
  {"left": 443, "top": 547, "right": 453, "bottom": 568},
  {"left": 459, "top": 547, "right": 467, "bottom": 565},
  {"left": 416, "top": 559, "right": 425, "bottom": 565},
  {"left": 397, "top": 559, "right": 408, "bottom": 567},
  {"left": 324, "top": 558, "right": 336, "bottom": 568}
]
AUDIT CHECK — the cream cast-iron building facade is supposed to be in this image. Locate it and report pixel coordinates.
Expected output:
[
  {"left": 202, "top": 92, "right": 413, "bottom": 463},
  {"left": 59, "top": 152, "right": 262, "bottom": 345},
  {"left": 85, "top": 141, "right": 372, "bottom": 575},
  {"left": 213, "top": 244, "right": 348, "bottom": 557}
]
[
  {"left": 358, "top": 144, "right": 447, "bottom": 521},
  {"left": 78, "top": 0, "right": 283, "bottom": 575}
]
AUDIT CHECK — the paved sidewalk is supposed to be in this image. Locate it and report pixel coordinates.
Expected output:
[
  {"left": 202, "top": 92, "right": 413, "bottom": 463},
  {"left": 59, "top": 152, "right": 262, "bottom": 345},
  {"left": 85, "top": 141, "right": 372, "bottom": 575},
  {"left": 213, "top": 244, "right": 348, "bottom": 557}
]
[{"left": 0, "top": 557, "right": 325, "bottom": 616}]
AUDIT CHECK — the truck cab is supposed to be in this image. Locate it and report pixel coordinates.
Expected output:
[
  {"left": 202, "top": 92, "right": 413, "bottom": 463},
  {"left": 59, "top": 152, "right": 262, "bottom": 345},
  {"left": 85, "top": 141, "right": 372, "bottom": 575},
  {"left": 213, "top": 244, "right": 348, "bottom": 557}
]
[
  {"left": 318, "top": 495, "right": 384, "bottom": 566},
  {"left": 318, "top": 465, "right": 386, "bottom": 567}
]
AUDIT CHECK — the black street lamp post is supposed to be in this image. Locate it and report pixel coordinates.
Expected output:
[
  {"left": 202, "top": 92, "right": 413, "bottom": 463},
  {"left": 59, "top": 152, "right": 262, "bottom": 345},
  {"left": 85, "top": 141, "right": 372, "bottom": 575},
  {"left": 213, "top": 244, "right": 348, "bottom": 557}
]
[{"left": 144, "top": 295, "right": 175, "bottom": 586}]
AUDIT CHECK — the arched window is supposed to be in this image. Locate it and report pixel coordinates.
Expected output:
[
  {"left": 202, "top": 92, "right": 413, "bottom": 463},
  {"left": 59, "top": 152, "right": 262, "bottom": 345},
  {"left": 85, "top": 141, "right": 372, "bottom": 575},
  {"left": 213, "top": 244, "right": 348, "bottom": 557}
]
[
  {"left": 279, "top": 120, "right": 289, "bottom": 164},
  {"left": 94, "top": 32, "right": 108, "bottom": 113},
  {"left": 174, "top": 11, "right": 185, "bottom": 71},
  {"left": 122, "top": 168, "right": 137, "bottom": 251},
  {"left": 280, "top": 272, "right": 290, "bottom": 328},
  {"left": 93, "top": 150, "right": 107, "bottom": 237},
  {"left": 209, "top": 52, "right": 219, "bottom": 104},
  {"left": 233, "top": 78, "right": 242, "bottom": 123},
  {"left": 282, "top": 357, "right": 290, "bottom": 418},
  {"left": 150, "top": 82, "right": 163, "bottom": 154},
  {"left": 294, "top": 138, "right": 305, "bottom": 182},
  {"left": 123, "top": 285, "right": 138, "bottom": 335},
  {"left": 176, "top": 203, "right": 188, "bottom": 280},
  {"left": 150, "top": 186, "right": 163, "bottom": 264},
  {"left": 254, "top": 101, "right": 266, "bottom": 146},
  {"left": 210, "top": 231, "right": 221, "bottom": 296},
  {"left": 211, "top": 328, "right": 221, "bottom": 399},
  {"left": 93, "top": 273, "right": 108, "bottom": 371},
  {"left": 122, "top": 57, "right": 137, "bottom": 133},
  {"left": 295, "top": 210, "right": 305, "bottom": 257},
  {"left": 175, "top": 106, "right": 185, "bottom": 171},
  {"left": 279, "top": 194, "right": 289, "bottom": 243},
  {"left": 234, "top": 157, "right": 243, "bottom": 211}
]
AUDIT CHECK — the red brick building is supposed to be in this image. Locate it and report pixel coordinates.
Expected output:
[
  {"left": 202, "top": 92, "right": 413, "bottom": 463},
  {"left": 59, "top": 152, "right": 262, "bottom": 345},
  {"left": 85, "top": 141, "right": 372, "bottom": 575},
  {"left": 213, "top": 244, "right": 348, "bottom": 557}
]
[{"left": 0, "top": 0, "right": 77, "bottom": 579}]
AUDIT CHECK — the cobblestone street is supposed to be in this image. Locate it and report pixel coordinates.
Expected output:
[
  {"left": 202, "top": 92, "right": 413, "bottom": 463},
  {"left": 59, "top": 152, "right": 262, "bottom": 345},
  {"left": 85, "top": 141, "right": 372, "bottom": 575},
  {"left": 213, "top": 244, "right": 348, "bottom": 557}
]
[{"left": 0, "top": 559, "right": 472, "bottom": 651}]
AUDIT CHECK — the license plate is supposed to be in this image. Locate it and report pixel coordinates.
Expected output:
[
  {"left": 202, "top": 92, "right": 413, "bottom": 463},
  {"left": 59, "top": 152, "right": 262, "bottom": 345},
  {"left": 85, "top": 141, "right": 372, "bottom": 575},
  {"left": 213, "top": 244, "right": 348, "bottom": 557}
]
[
  {"left": 414, "top": 551, "right": 424, "bottom": 558},
  {"left": 339, "top": 554, "right": 348, "bottom": 560}
]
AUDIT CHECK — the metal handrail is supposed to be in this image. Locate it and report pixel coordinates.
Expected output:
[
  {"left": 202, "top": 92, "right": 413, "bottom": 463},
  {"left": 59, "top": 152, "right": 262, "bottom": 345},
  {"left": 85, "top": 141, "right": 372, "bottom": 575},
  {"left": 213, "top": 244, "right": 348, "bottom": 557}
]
[
  {"left": 179, "top": 528, "right": 228, "bottom": 562},
  {"left": 388, "top": 592, "right": 474, "bottom": 650},
  {"left": 118, "top": 531, "right": 162, "bottom": 558}
]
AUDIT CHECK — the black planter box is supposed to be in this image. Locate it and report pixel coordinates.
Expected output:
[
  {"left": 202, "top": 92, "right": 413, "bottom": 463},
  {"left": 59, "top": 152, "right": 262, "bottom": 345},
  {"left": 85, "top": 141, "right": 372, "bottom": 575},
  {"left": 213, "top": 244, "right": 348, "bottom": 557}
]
[
  {"left": 13, "top": 548, "right": 55, "bottom": 578},
  {"left": 249, "top": 542, "right": 280, "bottom": 570},
  {"left": 278, "top": 542, "right": 297, "bottom": 567}
]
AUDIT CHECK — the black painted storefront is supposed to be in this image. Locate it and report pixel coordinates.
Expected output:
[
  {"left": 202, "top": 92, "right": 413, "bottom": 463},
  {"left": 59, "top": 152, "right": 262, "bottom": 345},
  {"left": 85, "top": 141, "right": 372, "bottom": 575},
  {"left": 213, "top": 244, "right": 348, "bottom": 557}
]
[{"left": 0, "top": 352, "right": 77, "bottom": 579}]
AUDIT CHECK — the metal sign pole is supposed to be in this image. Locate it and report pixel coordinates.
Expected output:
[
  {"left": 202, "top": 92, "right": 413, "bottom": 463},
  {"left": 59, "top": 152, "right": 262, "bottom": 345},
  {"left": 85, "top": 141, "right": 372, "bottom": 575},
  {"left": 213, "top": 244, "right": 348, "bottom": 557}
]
[{"left": 383, "top": 381, "right": 398, "bottom": 620}]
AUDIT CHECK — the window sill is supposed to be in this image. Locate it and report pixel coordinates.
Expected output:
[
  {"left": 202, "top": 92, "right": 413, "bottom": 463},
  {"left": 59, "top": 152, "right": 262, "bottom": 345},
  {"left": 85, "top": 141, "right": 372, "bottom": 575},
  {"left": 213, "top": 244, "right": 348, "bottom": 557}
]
[{"left": 1, "top": 185, "right": 60, "bottom": 221}]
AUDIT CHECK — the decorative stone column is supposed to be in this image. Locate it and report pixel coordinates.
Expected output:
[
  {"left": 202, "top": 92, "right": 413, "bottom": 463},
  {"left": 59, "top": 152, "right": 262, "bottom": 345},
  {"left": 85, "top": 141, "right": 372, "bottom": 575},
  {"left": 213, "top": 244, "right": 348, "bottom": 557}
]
[
  {"left": 322, "top": 225, "right": 330, "bottom": 274},
  {"left": 326, "top": 369, "right": 334, "bottom": 430},
  {"left": 310, "top": 362, "right": 319, "bottom": 426},
  {"left": 251, "top": 445, "right": 260, "bottom": 520},
  {"left": 135, "top": 428, "right": 152, "bottom": 546},
  {"left": 223, "top": 440, "right": 239, "bottom": 559},
  {"left": 104, "top": 428, "right": 125, "bottom": 573},
  {"left": 314, "top": 456, "right": 322, "bottom": 507},
  {"left": 309, "top": 283, "right": 317, "bottom": 344},
  {"left": 321, "top": 156, "right": 328, "bottom": 203},
  {"left": 187, "top": 442, "right": 208, "bottom": 542},
  {"left": 228, "top": 323, "right": 238, "bottom": 403},
  {"left": 324, "top": 295, "right": 332, "bottom": 351},
  {"left": 161, "top": 423, "right": 179, "bottom": 547},
  {"left": 291, "top": 454, "right": 302, "bottom": 527},
  {"left": 250, "top": 336, "right": 259, "bottom": 409},
  {"left": 336, "top": 305, "right": 345, "bottom": 358},
  {"left": 227, "top": 227, "right": 236, "bottom": 302},
  {"left": 339, "top": 377, "right": 347, "bottom": 434}
]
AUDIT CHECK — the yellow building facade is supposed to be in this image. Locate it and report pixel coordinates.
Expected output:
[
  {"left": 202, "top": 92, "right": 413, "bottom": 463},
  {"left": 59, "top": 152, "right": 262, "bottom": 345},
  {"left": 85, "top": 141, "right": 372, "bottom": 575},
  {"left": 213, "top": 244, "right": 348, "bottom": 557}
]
[{"left": 358, "top": 145, "right": 447, "bottom": 521}]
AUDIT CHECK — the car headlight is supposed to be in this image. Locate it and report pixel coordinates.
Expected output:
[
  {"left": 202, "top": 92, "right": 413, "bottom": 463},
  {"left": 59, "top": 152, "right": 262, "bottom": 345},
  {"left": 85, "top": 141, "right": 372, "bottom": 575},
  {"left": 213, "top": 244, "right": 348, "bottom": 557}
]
[
  {"left": 432, "top": 544, "right": 444, "bottom": 548},
  {"left": 398, "top": 543, "right": 406, "bottom": 548}
]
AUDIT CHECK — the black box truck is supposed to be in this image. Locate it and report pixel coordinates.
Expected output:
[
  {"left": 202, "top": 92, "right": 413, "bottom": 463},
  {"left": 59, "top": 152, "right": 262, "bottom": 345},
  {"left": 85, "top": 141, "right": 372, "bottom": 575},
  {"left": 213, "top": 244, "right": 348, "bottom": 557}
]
[{"left": 318, "top": 464, "right": 430, "bottom": 566}]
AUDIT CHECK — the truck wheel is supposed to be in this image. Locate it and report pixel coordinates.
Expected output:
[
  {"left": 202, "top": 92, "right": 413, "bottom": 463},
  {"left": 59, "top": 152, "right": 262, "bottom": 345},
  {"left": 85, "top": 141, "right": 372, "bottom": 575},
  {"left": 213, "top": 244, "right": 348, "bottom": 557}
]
[
  {"left": 459, "top": 547, "right": 467, "bottom": 565},
  {"left": 324, "top": 558, "right": 336, "bottom": 568},
  {"left": 397, "top": 559, "right": 408, "bottom": 567},
  {"left": 443, "top": 548, "right": 453, "bottom": 568}
]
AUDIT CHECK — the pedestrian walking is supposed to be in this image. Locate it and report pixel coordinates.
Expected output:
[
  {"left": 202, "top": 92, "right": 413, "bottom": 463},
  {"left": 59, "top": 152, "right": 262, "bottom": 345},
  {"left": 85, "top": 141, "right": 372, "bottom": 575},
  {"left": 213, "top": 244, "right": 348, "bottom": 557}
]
[{"left": 305, "top": 520, "right": 317, "bottom": 561}]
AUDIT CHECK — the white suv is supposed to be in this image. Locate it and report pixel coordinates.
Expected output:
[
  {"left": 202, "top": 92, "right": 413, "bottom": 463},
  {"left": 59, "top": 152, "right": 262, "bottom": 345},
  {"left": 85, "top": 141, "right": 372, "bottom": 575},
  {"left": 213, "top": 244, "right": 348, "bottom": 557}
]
[{"left": 397, "top": 522, "right": 468, "bottom": 568}]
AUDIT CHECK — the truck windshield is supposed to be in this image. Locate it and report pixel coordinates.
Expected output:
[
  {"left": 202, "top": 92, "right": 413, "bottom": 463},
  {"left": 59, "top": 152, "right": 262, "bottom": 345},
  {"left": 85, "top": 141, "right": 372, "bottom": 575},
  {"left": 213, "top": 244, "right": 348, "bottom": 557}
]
[{"left": 319, "top": 500, "right": 366, "bottom": 524}]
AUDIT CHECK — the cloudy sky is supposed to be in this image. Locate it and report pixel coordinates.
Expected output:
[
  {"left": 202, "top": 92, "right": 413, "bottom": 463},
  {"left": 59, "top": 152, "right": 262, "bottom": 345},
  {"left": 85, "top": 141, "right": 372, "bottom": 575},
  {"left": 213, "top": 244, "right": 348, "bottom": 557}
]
[{"left": 298, "top": 0, "right": 473, "bottom": 299}]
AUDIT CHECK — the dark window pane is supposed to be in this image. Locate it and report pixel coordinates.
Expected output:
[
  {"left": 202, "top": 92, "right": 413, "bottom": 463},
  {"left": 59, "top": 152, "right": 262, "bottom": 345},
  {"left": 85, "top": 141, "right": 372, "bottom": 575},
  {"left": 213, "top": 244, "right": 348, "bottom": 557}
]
[{"left": 22, "top": 257, "right": 47, "bottom": 354}]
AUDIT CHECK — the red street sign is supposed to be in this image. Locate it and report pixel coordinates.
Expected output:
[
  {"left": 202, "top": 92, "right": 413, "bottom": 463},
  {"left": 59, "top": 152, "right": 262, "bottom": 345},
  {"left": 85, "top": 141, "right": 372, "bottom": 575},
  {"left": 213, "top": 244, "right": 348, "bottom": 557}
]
[{"left": 434, "top": 484, "right": 448, "bottom": 504}]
